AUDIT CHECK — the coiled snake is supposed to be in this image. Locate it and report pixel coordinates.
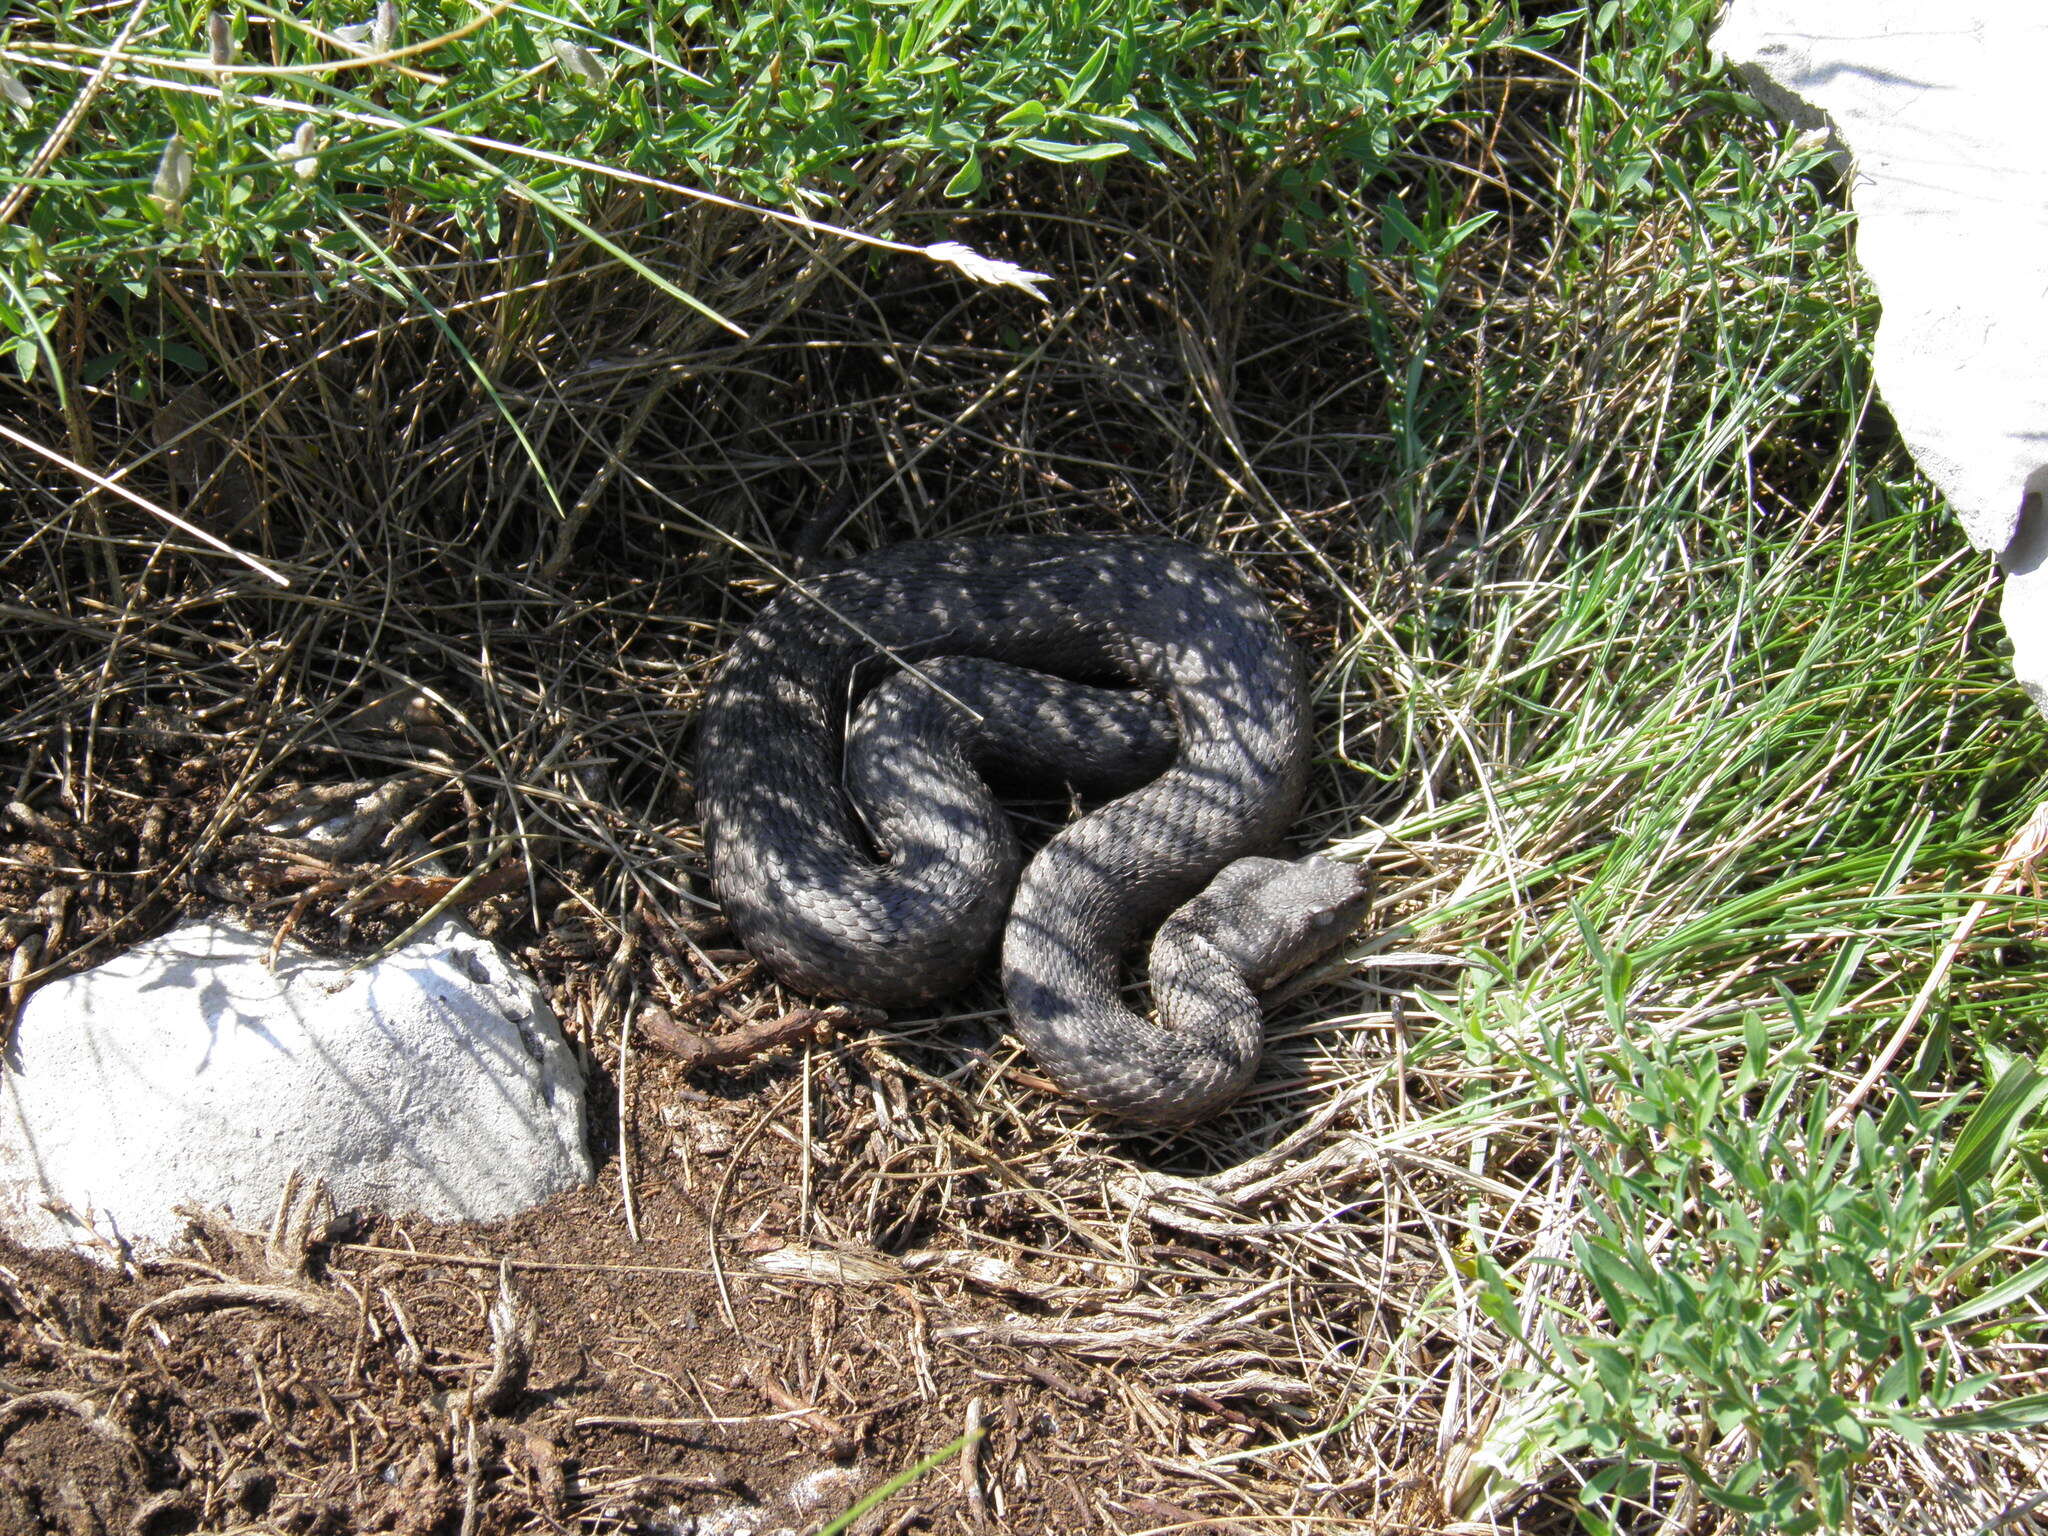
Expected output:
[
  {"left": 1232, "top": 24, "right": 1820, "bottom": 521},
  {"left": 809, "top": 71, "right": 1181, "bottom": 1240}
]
[{"left": 696, "top": 535, "right": 1368, "bottom": 1125}]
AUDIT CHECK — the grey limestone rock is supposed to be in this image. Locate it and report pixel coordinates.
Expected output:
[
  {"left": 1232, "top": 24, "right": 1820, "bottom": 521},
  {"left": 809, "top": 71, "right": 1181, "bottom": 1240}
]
[
  {"left": 1713, "top": 1, "right": 2048, "bottom": 709},
  {"left": 0, "top": 915, "right": 592, "bottom": 1259}
]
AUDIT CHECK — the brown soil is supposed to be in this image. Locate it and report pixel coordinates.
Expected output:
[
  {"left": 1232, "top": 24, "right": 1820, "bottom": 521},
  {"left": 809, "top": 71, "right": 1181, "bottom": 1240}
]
[{"left": 0, "top": 934, "right": 1413, "bottom": 1536}]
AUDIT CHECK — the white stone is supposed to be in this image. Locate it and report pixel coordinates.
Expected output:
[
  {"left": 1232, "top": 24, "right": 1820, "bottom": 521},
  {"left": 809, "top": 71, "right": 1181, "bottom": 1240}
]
[
  {"left": 1712, "top": 2, "right": 2048, "bottom": 708},
  {"left": 0, "top": 916, "right": 592, "bottom": 1258}
]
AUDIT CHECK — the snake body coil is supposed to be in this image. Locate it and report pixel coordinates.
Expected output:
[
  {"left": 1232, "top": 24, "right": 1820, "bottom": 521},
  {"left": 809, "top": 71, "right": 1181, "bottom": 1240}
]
[{"left": 697, "top": 535, "right": 1368, "bottom": 1125}]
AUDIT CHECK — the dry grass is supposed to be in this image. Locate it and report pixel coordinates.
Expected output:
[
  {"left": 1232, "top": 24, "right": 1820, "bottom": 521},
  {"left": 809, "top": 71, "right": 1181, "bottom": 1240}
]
[{"left": 0, "top": 159, "right": 1526, "bottom": 1532}]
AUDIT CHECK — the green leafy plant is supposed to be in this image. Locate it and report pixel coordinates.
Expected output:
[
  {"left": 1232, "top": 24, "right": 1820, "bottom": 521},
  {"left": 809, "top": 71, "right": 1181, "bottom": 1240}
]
[
  {"left": 1471, "top": 910, "right": 2048, "bottom": 1534},
  {"left": 0, "top": 0, "right": 1520, "bottom": 369}
]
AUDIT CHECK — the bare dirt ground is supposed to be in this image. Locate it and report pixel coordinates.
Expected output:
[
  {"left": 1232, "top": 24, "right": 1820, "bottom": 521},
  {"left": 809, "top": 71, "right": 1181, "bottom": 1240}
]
[
  {"left": 0, "top": 939, "right": 1431, "bottom": 1536},
  {"left": 0, "top": 1069, "right": 1270, "bottom": 1534}
]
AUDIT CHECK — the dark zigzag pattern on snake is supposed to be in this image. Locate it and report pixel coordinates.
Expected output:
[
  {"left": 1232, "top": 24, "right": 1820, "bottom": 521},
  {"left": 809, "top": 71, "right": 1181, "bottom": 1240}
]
[{"left": 696, "top": 535, "right": 1368, "bottom": 1124}]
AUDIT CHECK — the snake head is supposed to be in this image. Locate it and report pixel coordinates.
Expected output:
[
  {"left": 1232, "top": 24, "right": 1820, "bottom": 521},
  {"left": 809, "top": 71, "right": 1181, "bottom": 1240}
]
[{"left": 1173, "top": 854, "right": 1373, "bottom": 992}]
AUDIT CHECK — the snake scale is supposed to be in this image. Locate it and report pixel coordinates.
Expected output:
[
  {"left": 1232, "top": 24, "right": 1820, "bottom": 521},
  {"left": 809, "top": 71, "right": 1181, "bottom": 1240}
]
[{"left": 696, "top": 535, "right": 1369, "bottom": 1125}]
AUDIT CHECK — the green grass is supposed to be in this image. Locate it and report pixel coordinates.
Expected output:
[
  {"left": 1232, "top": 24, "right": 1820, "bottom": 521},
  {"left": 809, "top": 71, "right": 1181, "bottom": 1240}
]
[
  {"left": 2, "top": 0, "right": 2045, "bottom": 1530},
  {"left": 1340, "top": 441, "right": 2048, "bottom": 1525},
  {"left": 1309, "top": 15, "right": 2048, "bottom": 1518}
]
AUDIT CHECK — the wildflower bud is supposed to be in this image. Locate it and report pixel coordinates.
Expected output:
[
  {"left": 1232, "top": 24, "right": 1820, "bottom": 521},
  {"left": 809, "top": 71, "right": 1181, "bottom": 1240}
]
[
  {"left": 285, "top": 120, "right": 320, "bottom": 180},
  {"left": 0, "top": 66, "right": 31, "bottom": 110},
  {"left": 371, "top": 0, "right": 398, "bottom": 53},
  {"left": 549, "top": 38, "right": 609, "bottom": 91},
  {"left": 208, "top": 12, "right": 234, "bottom": 67},
  {"left": 152, "top": 133, "right": 194, "bottom": 213}
]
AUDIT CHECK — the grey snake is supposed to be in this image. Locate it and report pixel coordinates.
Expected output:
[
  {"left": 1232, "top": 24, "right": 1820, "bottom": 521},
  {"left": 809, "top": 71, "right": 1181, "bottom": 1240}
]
[{"left": 696, "top": 535, "right": 1368, "bottom": 1125}]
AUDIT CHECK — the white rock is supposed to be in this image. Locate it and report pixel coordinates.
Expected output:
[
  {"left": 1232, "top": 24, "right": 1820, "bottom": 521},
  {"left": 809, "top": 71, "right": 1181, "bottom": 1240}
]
[
  {"left": 1713, "top": 2, "right": 2048, "bottom": 707},
  {"left": 0, "top": 916, "right": 592, "bottom": 1258}
]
